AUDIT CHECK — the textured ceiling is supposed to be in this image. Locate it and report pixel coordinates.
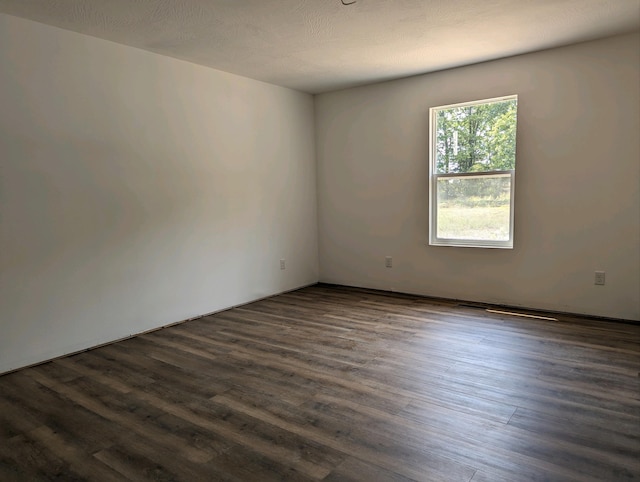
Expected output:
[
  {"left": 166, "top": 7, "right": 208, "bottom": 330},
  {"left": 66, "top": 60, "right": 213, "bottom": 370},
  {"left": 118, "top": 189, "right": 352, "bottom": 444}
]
[{"left": 0, "top": 0, "right": 638, "bottom": 93}]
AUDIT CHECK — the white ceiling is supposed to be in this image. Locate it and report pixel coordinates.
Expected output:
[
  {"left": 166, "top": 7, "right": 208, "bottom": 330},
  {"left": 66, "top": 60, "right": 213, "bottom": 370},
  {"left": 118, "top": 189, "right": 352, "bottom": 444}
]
[{"left": 0, "top": 0, "right": 638, "bottom": 93}]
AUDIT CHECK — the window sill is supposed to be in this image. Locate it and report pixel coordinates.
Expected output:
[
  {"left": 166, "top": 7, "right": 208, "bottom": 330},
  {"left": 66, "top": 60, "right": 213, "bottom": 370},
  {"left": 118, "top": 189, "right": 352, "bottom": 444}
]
[{"left": 429, "top": 241, "right": 513, "bottom": 249}]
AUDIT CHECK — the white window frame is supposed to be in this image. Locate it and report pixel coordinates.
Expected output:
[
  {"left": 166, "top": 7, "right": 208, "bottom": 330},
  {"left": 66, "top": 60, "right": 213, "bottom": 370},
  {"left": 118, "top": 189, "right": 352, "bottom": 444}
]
[{"left": 429, "top": 95, "right": 517, "bottom": 249}]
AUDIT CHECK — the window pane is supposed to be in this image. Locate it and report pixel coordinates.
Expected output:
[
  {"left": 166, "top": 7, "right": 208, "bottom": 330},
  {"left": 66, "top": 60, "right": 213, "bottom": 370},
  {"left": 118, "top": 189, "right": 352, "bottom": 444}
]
[
  {"left": 436, "top": 175, "right": 511, "bottom": 241},
  {"left": 435, "top": 99, "right": 517, "bottom": 174}
]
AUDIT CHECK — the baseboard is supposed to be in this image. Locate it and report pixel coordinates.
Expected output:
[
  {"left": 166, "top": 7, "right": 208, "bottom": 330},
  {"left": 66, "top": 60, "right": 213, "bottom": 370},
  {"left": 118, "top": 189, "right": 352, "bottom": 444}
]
[
  {"left": 316, "top": 282, "right": 639, "bottom": 325},
  {"left": 0, "top": 282, "right": 318, "bottom": 377}
]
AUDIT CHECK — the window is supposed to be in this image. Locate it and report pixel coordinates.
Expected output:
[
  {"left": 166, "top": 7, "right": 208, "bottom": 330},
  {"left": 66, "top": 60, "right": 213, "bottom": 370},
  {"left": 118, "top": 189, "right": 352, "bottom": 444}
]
[{"left": 429, "top": 95, "right": 518, "bottom": 248}]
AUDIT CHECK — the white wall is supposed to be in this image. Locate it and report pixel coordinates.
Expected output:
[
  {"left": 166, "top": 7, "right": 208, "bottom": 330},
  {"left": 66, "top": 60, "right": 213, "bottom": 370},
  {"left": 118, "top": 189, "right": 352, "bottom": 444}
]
[
  {"left": 316, "top": 33, "right": 640, "bottom": 321},
  {"left": 0, "top": 14, "right": 318, "bottom": 374}
]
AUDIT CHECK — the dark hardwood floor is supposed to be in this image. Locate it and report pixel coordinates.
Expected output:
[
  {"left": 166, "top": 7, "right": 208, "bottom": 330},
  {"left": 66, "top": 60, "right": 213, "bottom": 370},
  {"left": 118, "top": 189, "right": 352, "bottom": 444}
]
[{"left": 1, "top": 284, "right": 639, "bottom": 481}]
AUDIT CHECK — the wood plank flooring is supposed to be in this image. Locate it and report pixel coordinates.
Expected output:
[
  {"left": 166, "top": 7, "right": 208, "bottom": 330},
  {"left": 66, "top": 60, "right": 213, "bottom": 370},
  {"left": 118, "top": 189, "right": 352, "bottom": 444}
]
[{"left": 1, "top": 283, "right": 639, "bottom": 481}]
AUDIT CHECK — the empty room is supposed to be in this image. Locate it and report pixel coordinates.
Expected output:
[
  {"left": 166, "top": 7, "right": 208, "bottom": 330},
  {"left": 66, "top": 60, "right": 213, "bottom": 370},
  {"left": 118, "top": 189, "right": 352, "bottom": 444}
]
[{"left": 1, "top": 0, "right": 639, "bottom": 481}]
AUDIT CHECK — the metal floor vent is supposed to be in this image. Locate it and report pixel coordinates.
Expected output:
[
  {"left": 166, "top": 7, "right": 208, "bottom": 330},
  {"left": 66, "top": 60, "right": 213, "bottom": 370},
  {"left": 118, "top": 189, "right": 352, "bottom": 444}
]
[
  {"left": 486, "top": 309, "right": 558, "bottom": 321},
  {"left": 457, "top": 302, "right": 558, "bottom": 321}
]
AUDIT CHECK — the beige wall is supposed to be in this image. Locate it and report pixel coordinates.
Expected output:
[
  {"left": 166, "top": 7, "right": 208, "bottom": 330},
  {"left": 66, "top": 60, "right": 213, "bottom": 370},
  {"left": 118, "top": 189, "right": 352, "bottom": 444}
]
[
  {"left": 0, "top": 14, "right": 319, "bottom": 373},
  {"left": 316, "top": 33, "right": 640, "bottom": 321},
  {"left": 1, "top": 15, "right": 637, "bottom": 375}
]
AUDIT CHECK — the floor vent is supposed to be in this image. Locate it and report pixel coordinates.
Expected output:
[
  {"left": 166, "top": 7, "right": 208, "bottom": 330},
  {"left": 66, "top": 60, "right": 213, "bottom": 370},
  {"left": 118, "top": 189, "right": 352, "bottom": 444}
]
[
  {"left": 457, "top": 302, "right": 558, "bottom": 321},
  {"left": 486, "top": 309, "right": 557, "bottom": 321}
]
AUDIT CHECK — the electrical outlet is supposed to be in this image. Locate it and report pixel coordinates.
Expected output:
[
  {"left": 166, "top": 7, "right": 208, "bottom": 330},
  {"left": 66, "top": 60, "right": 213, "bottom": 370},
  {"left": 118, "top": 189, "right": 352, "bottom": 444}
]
[
  {"left": 280, "top": 259, "right": 286, "bottom": 270},
  {"left": 594, "top": 271, "right": 605, "bottom": 285},
  {"left": 385, "top": 256, "right": 392, "bottom": 268}
]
